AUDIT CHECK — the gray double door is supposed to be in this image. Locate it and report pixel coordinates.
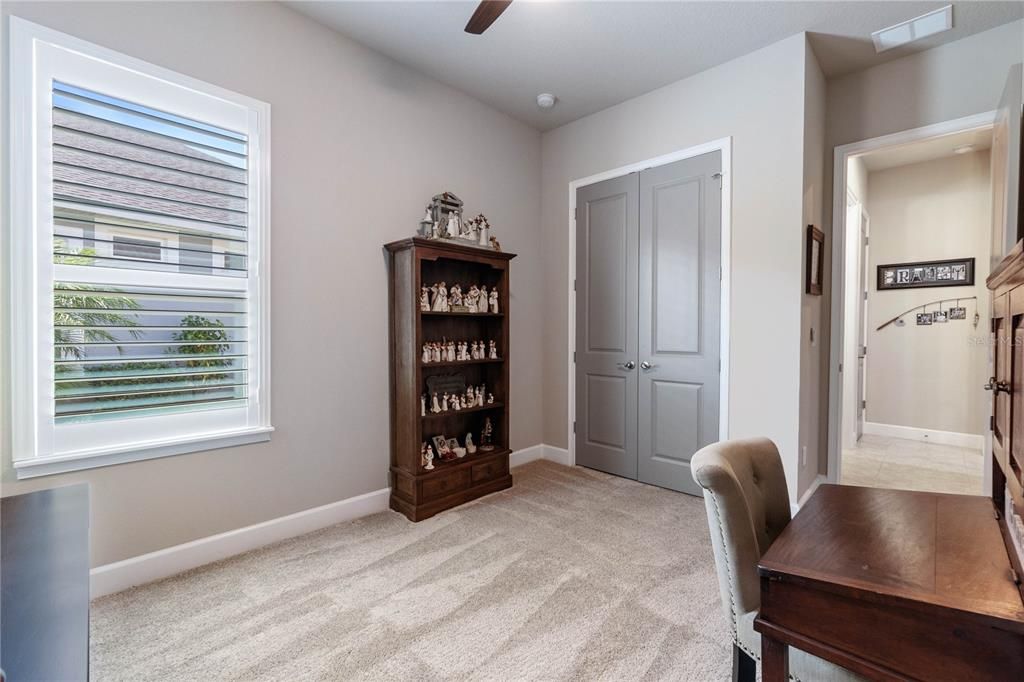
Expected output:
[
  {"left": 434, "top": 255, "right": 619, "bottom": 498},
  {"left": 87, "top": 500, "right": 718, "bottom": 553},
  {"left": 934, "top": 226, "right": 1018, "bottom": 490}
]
[{"left": 575, "top": 152, "right": 721, "bottom": 495}]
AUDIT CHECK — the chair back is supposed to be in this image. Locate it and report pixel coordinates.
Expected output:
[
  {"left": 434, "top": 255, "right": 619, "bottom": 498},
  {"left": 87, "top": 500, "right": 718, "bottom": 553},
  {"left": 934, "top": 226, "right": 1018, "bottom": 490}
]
[{"left": 691, "top": 437, "right": 792, "bottom": 629}]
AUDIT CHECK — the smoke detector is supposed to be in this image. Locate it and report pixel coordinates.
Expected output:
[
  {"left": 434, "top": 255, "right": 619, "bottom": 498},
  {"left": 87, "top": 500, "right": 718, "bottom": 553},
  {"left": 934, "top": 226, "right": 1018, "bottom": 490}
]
[
  {"left": 871, "top": 5, "right": 953, "bottom": 53},
  {"left": 536, "top": 93, "right": 557, "bottom": 109}
]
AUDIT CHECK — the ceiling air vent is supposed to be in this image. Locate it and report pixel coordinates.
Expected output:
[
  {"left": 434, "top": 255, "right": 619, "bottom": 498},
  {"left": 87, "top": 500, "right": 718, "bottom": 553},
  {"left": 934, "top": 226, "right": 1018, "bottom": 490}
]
[{"left": 871, "top": 4, "right": 953, "bottom": 53}]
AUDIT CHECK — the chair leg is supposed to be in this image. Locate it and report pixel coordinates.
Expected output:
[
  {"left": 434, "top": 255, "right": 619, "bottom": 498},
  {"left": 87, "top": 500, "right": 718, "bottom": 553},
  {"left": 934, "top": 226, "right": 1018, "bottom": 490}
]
[{"left": 732, "top": 643, "right": 756, "bottom": 682}]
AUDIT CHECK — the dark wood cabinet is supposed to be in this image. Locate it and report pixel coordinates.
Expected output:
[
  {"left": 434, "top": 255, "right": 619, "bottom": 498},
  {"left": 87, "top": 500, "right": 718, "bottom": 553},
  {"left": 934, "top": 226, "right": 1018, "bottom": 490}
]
[{"left": 384, "top": 237, "right": 516, "bottom": 521}]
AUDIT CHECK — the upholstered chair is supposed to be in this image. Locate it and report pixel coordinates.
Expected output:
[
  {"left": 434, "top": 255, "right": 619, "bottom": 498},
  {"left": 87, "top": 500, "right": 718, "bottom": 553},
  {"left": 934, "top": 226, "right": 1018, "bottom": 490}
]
[{"left": 691, "top": 438, "right": 863, "bottom": 682}]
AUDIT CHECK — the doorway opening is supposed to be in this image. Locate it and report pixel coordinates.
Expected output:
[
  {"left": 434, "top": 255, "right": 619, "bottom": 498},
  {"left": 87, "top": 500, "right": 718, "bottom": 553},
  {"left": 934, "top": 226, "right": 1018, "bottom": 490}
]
[
  {"left": 566, "top": 139, "right": 732, "bottom": 495},
  {"left": 828, "top": 115, "right": 996, "bottom": 496}
]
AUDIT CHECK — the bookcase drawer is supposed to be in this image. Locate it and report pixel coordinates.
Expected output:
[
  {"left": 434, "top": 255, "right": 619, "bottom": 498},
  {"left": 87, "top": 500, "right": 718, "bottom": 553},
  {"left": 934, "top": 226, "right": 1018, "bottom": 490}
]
[
  {"left": 421, "top": 468, "right": 471, "bottom": 500},
  {"left": 471, "top": 458, "right": 508, "bottom": 484}
]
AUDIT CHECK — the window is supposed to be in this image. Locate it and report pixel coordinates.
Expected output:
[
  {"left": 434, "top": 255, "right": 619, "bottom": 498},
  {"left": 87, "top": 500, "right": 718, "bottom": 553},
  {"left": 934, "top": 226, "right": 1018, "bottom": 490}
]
[
  {"left": 112, "top": 237, "right": 163, "bottom": 262},
  {"left": 9, "top": 18, "right": 272, "bottom": 477}
]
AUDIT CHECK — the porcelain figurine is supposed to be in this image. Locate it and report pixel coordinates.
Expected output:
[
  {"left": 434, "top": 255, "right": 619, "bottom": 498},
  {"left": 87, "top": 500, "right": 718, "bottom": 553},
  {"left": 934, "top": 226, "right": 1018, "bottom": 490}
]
[
  {"left": 480, "top": 418, "right": 494, "bottom": 451},
  {"left": 441, "top": 392, "right": 450, "bottom": 411},
  {"left": 449, "top": 284, "right": 463, "bottom": 307},
  {"left": 420, "top": 286, "right": 431, "bottom": 311},
  {"left": 478, "top": 220, "right": 490, "bottom": 247},
  {"left": 431, "top": 282, "right": 448, "bottom": 312},
  {"left": 454, "top": 446, "right": 467, "bottom": 458},
  {"left": 478, "top": 286, "right": 488, "bottom": 313},
  {"left": 422, "top": 343, "right": 432, "bottom": 364},
  {"left": 476, "top": 386, "right": 484, "bottom": 407},
  {"left": 465, "top": 432, "right": 477, "bottom": 454},
  {"left": 489, "top": 236, "right": 501, "bottom": 251},
  {"left": 488, "top": 340, "right": 498, "bottom": 359},
  {"left": 424, "top": 443, "right": 435, "bottom": 470},
  {"left": 421, "top": 394, "right": 427, "bottom": 416},
  {"left": 452, "top": 396, "right": 461, "bottom": 412},
  {"left": 489, "top": 289, "right": 499, "bottom": 314},
  {"left": 431, "top": 392, "right": 442, "bottom": 414},
  {"left": 447, "top": 341, "right": 456, "bottom": 362},
  {"left": 445, "top": 211, "right": 460, "bottom": 239},
  {"left": 457, "top": 341, "right": 469, "bottom": 361},
  {"left": 487, "top": 393, "right": 494, "bottom": 405},
  {"left": 465, "top": 285, "right": 480, "bottom": 312},
  {"left": 431, "top": 220, "right": 440, "bottom": 239},
  {"left": 432, "top": 342, "right": 442, "bottom": 363},
  {"left": 420, "top": 208, "right": 433, "bottom": 238}
]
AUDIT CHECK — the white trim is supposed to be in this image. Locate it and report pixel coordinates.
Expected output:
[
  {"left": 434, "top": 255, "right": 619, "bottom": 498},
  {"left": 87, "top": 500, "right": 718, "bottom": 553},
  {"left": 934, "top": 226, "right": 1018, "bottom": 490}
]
[
  {"left": 509, "top": 444, "right": 546, "bottom": 467},
  {"left": 861, "top": 422, "right": 985, "bottom": 450},
  {"left": 792, "top": 474, "right": 826, "bottom": 515},
  {"left": 14, "top": 426, "right": 274, "bottom": 479},
  {"left": 566, "top": 138, "right": 732, "bottom": 467},
  {"left": 90, "top": 486, "right": 390, "bottom": 598},
  {"left": 826, "top": 112, "right": 995, "bottom": 486},
  {"left": 90, "top": 443, "right": 574, "bottom": 597},
  {"left": 7, "top": 17, "right": 272, "bottom": 473}
]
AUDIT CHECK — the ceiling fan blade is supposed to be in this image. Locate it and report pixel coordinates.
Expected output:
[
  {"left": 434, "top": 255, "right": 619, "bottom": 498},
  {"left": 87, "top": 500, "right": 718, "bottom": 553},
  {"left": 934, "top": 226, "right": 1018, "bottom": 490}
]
[{"left": 465, "top": 0, "right": 512, "bottom": 35}]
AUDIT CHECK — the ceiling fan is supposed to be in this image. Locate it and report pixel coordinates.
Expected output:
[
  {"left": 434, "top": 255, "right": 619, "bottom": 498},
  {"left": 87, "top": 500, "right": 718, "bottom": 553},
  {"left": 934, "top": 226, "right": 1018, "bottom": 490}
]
[{"left": 465, "top": 0, "right": 513, "bottom": 35}]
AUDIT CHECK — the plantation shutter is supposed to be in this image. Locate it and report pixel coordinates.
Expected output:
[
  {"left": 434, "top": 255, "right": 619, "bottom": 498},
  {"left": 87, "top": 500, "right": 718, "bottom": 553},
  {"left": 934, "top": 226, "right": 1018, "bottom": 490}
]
[{"left": 51, "top": 82, "right": 252, "bottom": 423}]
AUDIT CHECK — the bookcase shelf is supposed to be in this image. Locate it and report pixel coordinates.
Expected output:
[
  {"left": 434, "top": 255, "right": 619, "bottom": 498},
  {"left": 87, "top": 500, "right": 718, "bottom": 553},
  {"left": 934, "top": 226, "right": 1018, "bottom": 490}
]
[{"left": 385, "top": 237, "right": 516, "bottom": 522}]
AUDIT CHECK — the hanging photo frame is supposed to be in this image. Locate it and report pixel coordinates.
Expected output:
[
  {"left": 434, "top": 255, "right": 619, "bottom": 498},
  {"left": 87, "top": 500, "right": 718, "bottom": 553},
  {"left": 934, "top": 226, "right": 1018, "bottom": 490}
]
[
  {"left": 877, "top": 257, "right": 974, "bottom": 291},
  {"left": 933, "top": 310, "right": 948, "bottom": 323},
  {"left": 916, "top": 312, "right": 933, "bottom": 325},
  {"left": 949, "top": 307, "right": 967, "bottom": 320}
]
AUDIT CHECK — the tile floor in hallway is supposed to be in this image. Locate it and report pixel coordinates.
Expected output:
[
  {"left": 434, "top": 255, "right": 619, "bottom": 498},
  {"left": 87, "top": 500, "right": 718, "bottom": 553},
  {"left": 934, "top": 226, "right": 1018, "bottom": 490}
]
[{"left": 841, "top": 434, "right": 985, "bottom": 496}]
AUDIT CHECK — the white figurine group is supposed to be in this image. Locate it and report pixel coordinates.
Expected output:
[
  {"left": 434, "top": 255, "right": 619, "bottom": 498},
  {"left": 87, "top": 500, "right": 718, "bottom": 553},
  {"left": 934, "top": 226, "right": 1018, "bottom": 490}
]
[
  {"left": 421, "top": 282, "right": 499, "bottom": 314},
  {"left": 422, "top": 338, "right": 498, "bottom": 364},
  {"left": 424, "top": 207, "right": 491, "bottom": 248},
  {"left": 421, "top": 384, "right": 494, "bottom": 416}
]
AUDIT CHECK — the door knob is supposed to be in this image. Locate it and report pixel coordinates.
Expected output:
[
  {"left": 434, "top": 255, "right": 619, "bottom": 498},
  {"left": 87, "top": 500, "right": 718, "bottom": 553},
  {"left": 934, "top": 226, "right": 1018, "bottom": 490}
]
[
  {"left": 618, "top": 361, "right": 636, "bottom": 370},
  {"left": 640, "top": 361, "right": 657, "bottom": 370},
  {"left": 984, "top": 378, "right": 1011, "bottom": 393}
]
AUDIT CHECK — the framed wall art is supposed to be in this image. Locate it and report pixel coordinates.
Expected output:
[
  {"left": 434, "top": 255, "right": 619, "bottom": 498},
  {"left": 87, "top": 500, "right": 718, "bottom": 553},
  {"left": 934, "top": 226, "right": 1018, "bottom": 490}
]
[
  {"left": 877, "top": 257, "right": 975, "bottom": 291},
  {"left": 806, "top": 225, "right": 824, "bottom": 295}
]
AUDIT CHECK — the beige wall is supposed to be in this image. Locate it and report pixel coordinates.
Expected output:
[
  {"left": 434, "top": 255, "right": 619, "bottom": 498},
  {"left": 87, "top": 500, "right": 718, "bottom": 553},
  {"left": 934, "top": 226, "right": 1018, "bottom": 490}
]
[
  {"left": 540, "top": 33, "right": 809, "bottom": 501},
  {"left": 820, "top": 20, "right": 1024, "bottom": 476},
  {"left": 864, "top": 151, "right": 992, "bottom": 435},
  {"left": 798, "top": 41, "right": 827, "bottom": 494},
  {"left": 0, "top": 2, "right": 544, "bottom": 567}
]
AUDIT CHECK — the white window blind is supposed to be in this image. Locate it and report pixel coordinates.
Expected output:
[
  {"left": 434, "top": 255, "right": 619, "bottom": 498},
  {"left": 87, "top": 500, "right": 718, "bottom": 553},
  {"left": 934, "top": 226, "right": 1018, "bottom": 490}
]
[{"left": 10, "top": 18, "right": 272, "bottom": 477}]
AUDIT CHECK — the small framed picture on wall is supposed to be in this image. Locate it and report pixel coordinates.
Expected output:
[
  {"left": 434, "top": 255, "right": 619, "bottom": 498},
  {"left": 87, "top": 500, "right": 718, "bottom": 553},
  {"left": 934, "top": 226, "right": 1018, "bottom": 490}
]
[{"left": 806, "top": 225, "right": 824, "bottom": 295}]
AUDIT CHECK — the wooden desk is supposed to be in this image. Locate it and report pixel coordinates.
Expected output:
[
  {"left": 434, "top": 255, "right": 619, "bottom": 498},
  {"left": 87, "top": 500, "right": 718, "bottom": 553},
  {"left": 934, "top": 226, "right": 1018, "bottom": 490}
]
[
  {"left": 1, "top": 485, "right": 90, "bottom": 681},
  {"left": 755, "top": 484, "right": 1024, "bottom": 681}
]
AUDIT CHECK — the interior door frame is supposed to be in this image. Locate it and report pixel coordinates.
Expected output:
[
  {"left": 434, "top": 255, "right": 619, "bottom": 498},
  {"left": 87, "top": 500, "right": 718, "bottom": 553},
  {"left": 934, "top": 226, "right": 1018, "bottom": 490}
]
[
  {"left": 826, "top": 112, "right": 996, "bottom": 490},
  {"left": 566, "top": 137, "right": 732, "bottom": 467}
]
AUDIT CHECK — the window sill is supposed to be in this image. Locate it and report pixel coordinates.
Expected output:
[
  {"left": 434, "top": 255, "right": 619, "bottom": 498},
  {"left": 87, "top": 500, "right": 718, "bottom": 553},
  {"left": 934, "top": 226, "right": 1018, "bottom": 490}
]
[{"left": 12, "top": 426, "right": 274, "bottom": 479}]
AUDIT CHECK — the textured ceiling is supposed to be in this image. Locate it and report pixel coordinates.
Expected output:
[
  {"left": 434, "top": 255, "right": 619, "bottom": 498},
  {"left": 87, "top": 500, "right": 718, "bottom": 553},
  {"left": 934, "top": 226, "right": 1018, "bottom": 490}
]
[{"left": 287, "top": 1, "right": 1024, "bottom": 131}]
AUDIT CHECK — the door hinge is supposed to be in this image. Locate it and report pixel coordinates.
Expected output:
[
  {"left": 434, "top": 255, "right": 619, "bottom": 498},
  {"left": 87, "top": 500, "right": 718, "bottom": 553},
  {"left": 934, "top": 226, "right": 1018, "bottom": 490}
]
[
  {"left": 574, "top": 206, "right": 578, "bottom": 221},
  {"left": 861, "top": 345, "right": 867, "bottom": 357},
  {"left": 573, "top": 278, "right": 577, "bottom": 291},
  {"left": 573, "top": 351, "right": 576, "bottom": 363},
  {"left": 863, "top": 290, "right": 868, "bottom": 301},
  {"left": 864, "top": 236, "right": 869, "bottom": 247},
  {"left": 839, "top": 362, "right": 843, "bottom": 373},
  {"left": 861, "top": 399, "right": 866, "bottom": 409},
  {"left": 991, "top": 415, "right": 996, "bottom": 432},
  {"left": 573, "top": 421, "right": 577, "bottom": 434}
]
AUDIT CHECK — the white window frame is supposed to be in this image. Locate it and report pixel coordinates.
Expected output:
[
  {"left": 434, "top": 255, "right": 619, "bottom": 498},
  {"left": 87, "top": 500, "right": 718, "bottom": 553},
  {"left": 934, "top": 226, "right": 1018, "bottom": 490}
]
[{"left": 9, "top": 18, "right": 273, "bottom": 478}]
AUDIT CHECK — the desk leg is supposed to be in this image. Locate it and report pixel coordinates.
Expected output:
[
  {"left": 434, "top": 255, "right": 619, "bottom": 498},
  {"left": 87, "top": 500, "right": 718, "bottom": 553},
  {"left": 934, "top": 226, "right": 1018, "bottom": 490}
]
[{"left": 761, "top": 633, "right": 789, "bottom": 682}]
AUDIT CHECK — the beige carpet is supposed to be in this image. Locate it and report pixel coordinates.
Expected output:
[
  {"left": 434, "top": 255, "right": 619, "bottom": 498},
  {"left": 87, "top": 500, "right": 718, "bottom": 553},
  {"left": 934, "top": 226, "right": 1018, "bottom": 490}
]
[{"left": 91, "top": 460, "right": 732, "bottom": 680}]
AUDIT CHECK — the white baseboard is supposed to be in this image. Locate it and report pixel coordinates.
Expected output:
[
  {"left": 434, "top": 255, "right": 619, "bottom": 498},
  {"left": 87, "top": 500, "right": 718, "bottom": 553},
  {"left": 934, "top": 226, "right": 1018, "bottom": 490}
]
[
  {"left": 862, "top": 421, "right": 984, "bottom": 450},
  {"left": 92, "top": 444, "right": 575, "bottom": 598},
  {"left": 792, "top": 474, "right": 826, "bottom": 515},
  {"left": 90, "top": 486, "right": 390, "bottom": 598},
  {"left": 542, "top": 444, "right": 573, "bottom": 467},
  {"left": 509, "top": 443, "right": 546, "bottom": 467}
]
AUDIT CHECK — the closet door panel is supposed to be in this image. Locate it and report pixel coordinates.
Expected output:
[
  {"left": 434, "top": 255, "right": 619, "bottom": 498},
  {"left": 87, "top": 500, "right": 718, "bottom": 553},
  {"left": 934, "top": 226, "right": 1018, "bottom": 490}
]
[
  {"left": 637, "top": 152, "right": 722, "bottom": 495},
  {"left": 575, "top": 174, "right": 639, "bottom": 479}
]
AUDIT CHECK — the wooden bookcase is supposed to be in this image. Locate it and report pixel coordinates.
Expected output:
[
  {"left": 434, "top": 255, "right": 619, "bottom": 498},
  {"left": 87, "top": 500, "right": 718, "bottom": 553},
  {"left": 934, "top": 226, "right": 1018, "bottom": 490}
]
[{"left": 384, "top": 237, "right": 516, "bottom": 521}]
